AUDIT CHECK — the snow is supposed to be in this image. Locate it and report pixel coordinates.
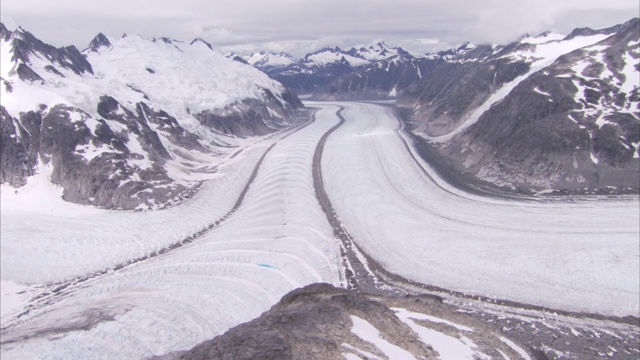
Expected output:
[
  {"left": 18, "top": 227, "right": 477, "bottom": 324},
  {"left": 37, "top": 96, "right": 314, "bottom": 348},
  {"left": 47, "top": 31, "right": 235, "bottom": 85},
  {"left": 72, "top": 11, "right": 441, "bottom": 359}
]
[
  {"left": 354, "top": 42, "right": 399, "bottom": 61},
  {"left": 1, "top": 29, "right": 289, "bottom": 131},
  {"left": 75, "top": 141, "right": 118, "bottom": 162},
  {"left": 0, "top": 280, "right": 32, "bottom": 320},
  {"left": 1, "top": 110, "right": 342, "bottom": 359},
  {"left": 620, "top": 51, "right": 640, "bottom": 94},
  {"left": 349, "top": 315, "right": 416, "bottom": 359},
  {"left": 533, "top": 86, "right": 552, "bottom": 98},
  {"left": 124, "top": 133, "right": 152, "bottom": 170},
  {"left": 0, "top": 38, "right": 72, "bottom": 115},
  {"left": 306, "top": 51, "right": 370, "bottom": 67},
  {"left": 319, "top": 101, "right": 640, "bottom": 317},
  {"left": 342, "top": 343, "right": 384, "bottom": 360},
  {"left": 393, "top": 308, "right": 490, "bottom": 360},
  {"left": 572, "top": 60, "right": 591, "bottom": 77},
  {"left": 391, "top": 308, "right": 474, "bottom": 332},
  {"left": 246, "top": 52, "right": 295, "bottom": 67},
  {"left": 499, "top": 337, "right": 532, "bottom": 360},
  {"left": 520, "top": 33, "right": 566, "bottom": 45},
  {"left": 342, "top": 353, "right": 365, "bottom": 360}
]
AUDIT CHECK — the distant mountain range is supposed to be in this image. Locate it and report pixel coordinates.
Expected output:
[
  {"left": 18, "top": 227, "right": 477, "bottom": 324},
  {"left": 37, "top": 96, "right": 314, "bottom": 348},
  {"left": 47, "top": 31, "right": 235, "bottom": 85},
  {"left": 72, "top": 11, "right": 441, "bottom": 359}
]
[
  {"left": 245, "top": 18, "right": 640, "bottom": 194},
  {"left": 0, "top": 23, "right": 305, "bottom": 210}
]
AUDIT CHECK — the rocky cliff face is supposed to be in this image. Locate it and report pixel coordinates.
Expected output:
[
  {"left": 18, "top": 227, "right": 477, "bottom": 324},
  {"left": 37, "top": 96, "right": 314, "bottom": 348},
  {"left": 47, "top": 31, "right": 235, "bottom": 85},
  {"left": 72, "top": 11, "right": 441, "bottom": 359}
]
[{"left": 0, "top": 24, "right": 306, "bottom": 209}]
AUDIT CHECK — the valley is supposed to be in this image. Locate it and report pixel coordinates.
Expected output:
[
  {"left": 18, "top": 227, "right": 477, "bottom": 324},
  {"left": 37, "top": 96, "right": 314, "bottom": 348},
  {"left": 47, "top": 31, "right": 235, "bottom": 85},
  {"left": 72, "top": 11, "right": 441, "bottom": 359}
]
[
  {"left": 1, "top": 16, "right": 639, "bottom": 360},
  {"left": 2, "top": 102, "right": 638, "bottom": 359}
]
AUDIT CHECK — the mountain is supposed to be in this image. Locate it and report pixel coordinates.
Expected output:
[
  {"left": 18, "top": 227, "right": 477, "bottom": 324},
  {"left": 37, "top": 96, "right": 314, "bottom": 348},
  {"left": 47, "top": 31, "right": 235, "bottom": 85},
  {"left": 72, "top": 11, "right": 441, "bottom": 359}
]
[
  {"left": 245, "top": 51, "right": 296, "bottom": 69},
  {"left": 153, "top": 283, "right": 636, "bottom": 360},
  {"left": 154, "top": 284, "right": 535, "bottom": 360},
  {"left": 401, "top": 17, "right": 640, "bottom": 194},
  {"left": 248, "top": 18, "right": 639, "bottom": 194},
  {"left": 0, "top": 23, "right": 305, "bottom": 210},
  {"left": 251, "top": 41, "right": 420, "bottom": 94}
]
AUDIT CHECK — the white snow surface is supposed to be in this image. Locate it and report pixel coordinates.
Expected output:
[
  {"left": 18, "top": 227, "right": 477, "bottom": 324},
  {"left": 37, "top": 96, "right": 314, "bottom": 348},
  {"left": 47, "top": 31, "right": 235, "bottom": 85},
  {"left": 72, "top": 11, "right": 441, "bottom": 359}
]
[
  {"left": 0, "top": 280, "right": 33, "bottom": 320},
  {"left": 1, "top": 114, "right": 342, "bottom": 359},
  {"left": 499, "top": 337, "right": 532, "bottom": 360},
  {"left": 306, "top": 51, "right": 370, "bottom": 67},
  {"left": 520, "top": 32, "right": 565, "bottom": 45},
  {"left": 349, "top": 315, "right": 417, "bottom": 360},
  {"left": 246, "top": 51, "right": 295, "bottom": 67},
  {"left": 393, "top": 308, "right": 490, "bottom": 360},
  {"left": 320, "top": 102, "right": 640, "bottom": 317},
  {"left": 391, "top": 307, "right": 474, "bottom": 332}
]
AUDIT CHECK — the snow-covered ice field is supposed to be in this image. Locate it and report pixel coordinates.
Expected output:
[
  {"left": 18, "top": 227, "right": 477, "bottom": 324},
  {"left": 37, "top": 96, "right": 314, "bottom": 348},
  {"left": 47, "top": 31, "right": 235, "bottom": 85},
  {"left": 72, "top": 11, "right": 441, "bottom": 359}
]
[
  {"left": 1, "top": 101, "right": 638, "bottom": 359},
  {"left": 319, "top": 101, "right": 640, "bottom": 317}
]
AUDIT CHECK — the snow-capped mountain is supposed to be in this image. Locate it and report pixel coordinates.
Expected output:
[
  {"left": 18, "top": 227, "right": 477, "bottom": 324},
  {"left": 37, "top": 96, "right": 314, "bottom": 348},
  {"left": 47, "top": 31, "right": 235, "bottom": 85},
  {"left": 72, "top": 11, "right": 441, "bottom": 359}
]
[
  {"left": 250, "top": 41, "right": 419, "bottom": 94},
  {"left": 401, "top": 17, "right": 639, "bottom": 194},
  {"left": 0, "top": 23, "right": 305, "bottom": 210},
  {"left": 245, "top": 51, "right": 296, "bottom": 69},
  {"left": 248, "top": 18, "right": 638, "bottom": 194}
]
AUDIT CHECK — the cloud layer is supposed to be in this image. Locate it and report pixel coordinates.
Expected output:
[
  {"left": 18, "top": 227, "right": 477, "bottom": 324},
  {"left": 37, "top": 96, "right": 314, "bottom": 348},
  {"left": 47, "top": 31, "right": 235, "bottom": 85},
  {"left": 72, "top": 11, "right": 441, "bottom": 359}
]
[{"left": 1, "top": 0, "right": 638, "bottom": 56}]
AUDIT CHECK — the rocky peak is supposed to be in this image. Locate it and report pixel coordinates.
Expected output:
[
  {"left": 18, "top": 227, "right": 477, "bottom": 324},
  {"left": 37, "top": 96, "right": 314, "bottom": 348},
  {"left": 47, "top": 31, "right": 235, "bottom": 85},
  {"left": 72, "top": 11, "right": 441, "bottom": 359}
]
[
  {"left": 189, "top": 37, "right": 213, "bottom": 50},
  {"left": 2, "top": 24, "right": 94, "bottom": 77},
  {"left": 0, "top": 22, "right": 11, "bottom": 40},
  {"left": 85, "top": 33, "right": 112, "bottom": 53},
  {"left": 563, "top": 17, "right": 637, "bottom": 41}
]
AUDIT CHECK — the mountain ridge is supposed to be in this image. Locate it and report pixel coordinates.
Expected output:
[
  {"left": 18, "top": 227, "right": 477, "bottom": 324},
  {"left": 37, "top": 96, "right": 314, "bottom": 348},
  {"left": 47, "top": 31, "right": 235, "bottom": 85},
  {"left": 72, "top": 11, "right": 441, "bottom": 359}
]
[{"left": 0, "top": 23, "right": 306, "bottom": 210}]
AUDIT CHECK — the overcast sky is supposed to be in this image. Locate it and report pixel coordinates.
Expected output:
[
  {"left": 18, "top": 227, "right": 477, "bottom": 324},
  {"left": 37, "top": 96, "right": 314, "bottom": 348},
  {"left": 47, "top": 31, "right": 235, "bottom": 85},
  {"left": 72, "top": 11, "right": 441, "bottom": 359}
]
[{"left": 1, "top": 0, "right": 638, "bottom": 56}]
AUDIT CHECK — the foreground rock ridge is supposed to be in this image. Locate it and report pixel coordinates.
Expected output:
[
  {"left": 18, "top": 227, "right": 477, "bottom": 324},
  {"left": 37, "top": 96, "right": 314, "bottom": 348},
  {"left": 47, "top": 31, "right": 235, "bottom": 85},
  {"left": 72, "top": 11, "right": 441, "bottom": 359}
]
[
  {"left": 249, "top": 18, "right": 640, "bottom": 195},
  {"left": 0, "top": 23, "right": 305, "bottom": 209},
  {"left": 156, "top": 283, "right": 639, "bottom": 360}
]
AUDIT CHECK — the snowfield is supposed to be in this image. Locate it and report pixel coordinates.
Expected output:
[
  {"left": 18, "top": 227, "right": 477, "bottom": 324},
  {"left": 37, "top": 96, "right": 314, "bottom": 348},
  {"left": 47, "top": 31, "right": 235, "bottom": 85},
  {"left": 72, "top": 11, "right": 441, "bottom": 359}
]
[{"left": 319, "top": 101, "right": 640, "bottom": 317}]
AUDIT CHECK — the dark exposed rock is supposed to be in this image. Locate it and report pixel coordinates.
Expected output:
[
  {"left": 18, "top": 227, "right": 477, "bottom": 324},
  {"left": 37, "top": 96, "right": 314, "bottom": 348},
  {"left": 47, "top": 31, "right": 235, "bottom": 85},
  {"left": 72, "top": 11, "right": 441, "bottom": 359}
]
[
  {"left": 85, "top": 33, "right": 112, "bottom": 53},
  {"left": 398, "top": 18, "right": 640, "bottom": 194},
  {"left": 5, "top": 24, "right": 93, "bottom": 76},
  {"left": 0, "top": 106, "right": 37, "bottom": 186},
  {"left": 1, "top": 23, "right": 308, "bottom": 209},
  {"left": 44, "top": 65, "right": 65, "bottom": 77},
  {"left": 195, "top": 88, "right": 304, "bottom": 137},
  {"left": 16, "top": 63, "right": 44, "bottom": 82},
  {"left": 159, "top": 284, "right": 439, "bottom": 360},
  {"left": 189, "top": 38, "right": 213, "bottom": 50},
  {"left": 0, "top": 22, "right": 11, "bottom": 40},
  {"left": 230, "top": 55, "right": 249, "bottom": 65}
]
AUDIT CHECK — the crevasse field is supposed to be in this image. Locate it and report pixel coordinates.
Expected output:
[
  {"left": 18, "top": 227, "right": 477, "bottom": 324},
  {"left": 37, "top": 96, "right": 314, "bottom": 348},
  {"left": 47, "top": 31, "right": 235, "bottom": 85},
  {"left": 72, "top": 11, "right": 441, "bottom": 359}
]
[{"left": 1, "top": 102, "right": 638, "bottom": 359}]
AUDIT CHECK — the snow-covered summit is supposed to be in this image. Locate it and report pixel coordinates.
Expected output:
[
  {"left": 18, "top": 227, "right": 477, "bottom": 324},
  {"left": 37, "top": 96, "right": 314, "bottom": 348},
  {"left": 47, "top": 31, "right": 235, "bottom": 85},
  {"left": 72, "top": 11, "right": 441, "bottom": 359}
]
[
  {"left": 245, "top": 51, "right": 296, "bottom": 68},
  {"left": 0, "top": 23, "right": 305, "bottom": 210}
]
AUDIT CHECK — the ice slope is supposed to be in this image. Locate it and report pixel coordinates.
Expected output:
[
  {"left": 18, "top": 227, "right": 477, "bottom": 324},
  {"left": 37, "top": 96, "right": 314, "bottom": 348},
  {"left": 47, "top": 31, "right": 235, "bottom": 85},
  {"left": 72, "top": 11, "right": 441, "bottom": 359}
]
[
  {"left": 0, "top": 112, "right": 342, "bottom": 359},
  {"left": 319, "top": 101, "right": 640, "bottom": 316}
]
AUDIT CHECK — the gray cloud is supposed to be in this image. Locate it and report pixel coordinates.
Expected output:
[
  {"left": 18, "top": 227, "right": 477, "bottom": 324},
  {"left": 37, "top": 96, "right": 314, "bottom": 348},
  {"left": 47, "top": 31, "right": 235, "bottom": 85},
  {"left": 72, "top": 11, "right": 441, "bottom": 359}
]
[{"left": 1, "top": 0, "right": 638, "bottom": 56}]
